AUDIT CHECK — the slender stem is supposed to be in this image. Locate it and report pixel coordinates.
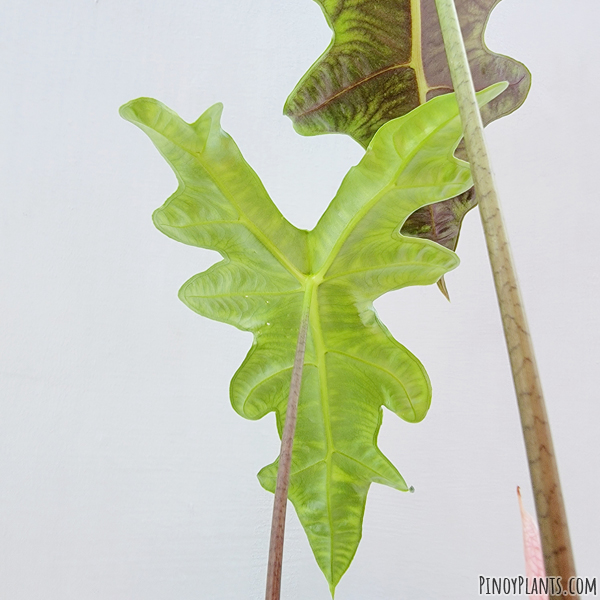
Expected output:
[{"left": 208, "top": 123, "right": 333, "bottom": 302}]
[
  {"left": 265, "top": 292, "right": 311, "bottom": 600},
  {"left": 433, "top": 0, "right": 577, "bottom": 596}
]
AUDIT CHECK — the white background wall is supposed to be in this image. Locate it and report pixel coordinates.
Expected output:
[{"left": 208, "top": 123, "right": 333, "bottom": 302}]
[{"left": 1, "top": 1, "right": 598, "bottom": 598}]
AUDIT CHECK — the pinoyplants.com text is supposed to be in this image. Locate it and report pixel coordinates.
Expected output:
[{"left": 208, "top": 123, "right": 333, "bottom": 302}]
[{"left": 478, "top": 576, "right": 597, "bottom": 596}]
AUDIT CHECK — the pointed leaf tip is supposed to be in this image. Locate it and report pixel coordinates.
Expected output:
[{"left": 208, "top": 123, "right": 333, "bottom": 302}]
[
  {"left": 476, "top": 81, "right": 509, "bottom": 108},
  {"left": 119, "top": 97, "right": 163, "bottom": 126},
  {"left": 195, "top": 101, "right": 224, "bottom": 124},
  {"left": 191, "top": 102, "right": 226, "bottom": 145},
  {"left": 120, "top": 98, "right": 226, "bottom": 137},
  {"left": 130, "top": 95, "right": 490, "bottom": 591},
  {"left": 437, "top": 276, "right": 451, "bottom": 301}
]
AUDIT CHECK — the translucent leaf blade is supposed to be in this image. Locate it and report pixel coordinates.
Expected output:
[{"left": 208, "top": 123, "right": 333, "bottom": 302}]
[
  {"left": 121, "top": 87, "right": 501, "bottom": 592},
  {"left": 119, "top": 98, "right": 309, "bottom": 275}
]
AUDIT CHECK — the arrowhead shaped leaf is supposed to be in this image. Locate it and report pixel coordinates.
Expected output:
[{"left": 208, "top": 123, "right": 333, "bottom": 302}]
[
  {"left": 285, "top": 0, "right": 530, "bottom": 269},
  {"left": 120, "top": 82, "right": 505, "bottom": 591}
]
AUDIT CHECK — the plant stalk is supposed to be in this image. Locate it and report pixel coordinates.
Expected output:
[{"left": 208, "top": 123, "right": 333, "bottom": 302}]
[
  {"left": 265, "top": 299, "right": 311, "bottom": 600},
  {"left": 433, "top": 0, "right": 577, "bottom": 595}
]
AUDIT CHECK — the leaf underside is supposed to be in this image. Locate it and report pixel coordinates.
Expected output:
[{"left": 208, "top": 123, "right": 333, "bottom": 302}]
[
  {"left": 120, "top": 83, "right": 504, "bottom": 591},
  {"left": 285, "top": 0, "right": 531, "bottom": 276}
]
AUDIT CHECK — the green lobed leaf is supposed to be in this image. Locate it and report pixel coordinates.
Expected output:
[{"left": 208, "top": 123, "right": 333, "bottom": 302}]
[
  {"left": 285, "top": 0, "right": 531, "bottom": 273},
  {"left": 120, "top": 82, "right": 505, "bottom": 592}
]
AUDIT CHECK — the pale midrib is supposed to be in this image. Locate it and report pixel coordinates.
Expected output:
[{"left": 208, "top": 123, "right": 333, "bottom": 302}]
[
  {"left": 410, "top": 0, "right": 428, "bottom": 105},
  {"left": 294, "top": 0, "right": 433, "bottom": 118},
  {"left": 315, "top": 114, "right": 458, "bottom": 280},
  {"left": 310, "top": 283, "right": 337, "bottom": 579},
  {"left": 154, "top": 129, "right": 306, "bottom": 285}
]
